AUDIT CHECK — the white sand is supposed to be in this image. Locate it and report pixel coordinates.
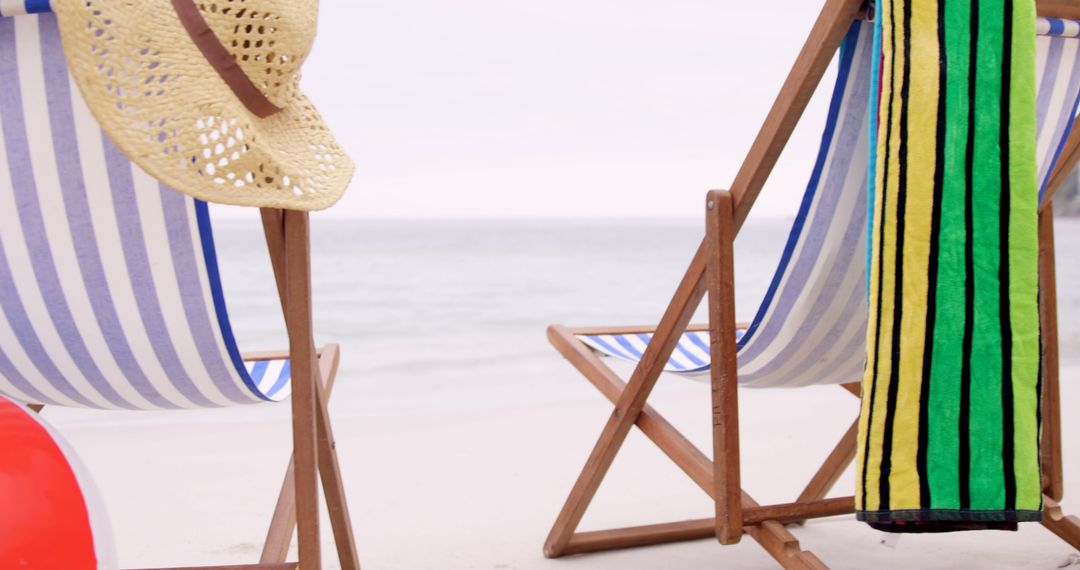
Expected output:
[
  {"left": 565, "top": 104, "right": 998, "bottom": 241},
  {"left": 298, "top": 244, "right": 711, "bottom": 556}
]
[{"left": 44, "top": 360, "right": 1080, "bottom": 569}]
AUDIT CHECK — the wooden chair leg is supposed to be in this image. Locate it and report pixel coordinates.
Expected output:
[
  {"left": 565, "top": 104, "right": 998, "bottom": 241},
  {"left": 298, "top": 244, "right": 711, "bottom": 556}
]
[
  {"left": 262, "top": 209, "right": 359, "bottom": 568},
  {"left": 1039, "top": 208, "right": 1064, "bottom": 501},
  {"left": 260, "top": 207, "right": 298, "bottom": 564},
  {"left": 282, "top": 210, "right": 321, "bottom": 569},
  {"left": 706, "top": 190, "right": 742, "bottom": 545},
  {"left": 746, "top": 519, "right": 827, "bottom": 570},
  {"left": 261, "top": 346, "right": 354, "bottom": 566},
  {"left": 1043, "top": 497, "right": 1080, "bottom": 551},
  {"left": 261, "top": 460, "right": 297, "bottom": 564},
  {"left": 313, "top": 347, "right": 361, "bottom": 570}
]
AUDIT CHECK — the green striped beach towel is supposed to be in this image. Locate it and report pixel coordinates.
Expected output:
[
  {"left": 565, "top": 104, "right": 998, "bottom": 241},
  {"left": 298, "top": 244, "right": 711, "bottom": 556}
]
[{"left": 857, "top": 0, "right": 1043, "bottom": 531}]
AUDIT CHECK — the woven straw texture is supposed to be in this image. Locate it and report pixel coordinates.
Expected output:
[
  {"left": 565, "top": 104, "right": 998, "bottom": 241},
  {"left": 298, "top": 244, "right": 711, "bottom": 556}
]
[{"left": 52, "top": 0, "right": 353, "bottom": 211}]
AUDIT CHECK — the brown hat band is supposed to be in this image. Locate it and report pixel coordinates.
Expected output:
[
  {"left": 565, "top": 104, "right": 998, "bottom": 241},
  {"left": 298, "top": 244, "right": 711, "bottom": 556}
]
[{"left": 170, "top": 0, "right": 283, "bottom": 118}]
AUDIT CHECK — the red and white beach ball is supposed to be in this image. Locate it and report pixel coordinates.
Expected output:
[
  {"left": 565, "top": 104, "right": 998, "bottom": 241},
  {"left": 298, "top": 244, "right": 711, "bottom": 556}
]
[{"left": 0, "top": 396, "right": 116, "bottom": 569}]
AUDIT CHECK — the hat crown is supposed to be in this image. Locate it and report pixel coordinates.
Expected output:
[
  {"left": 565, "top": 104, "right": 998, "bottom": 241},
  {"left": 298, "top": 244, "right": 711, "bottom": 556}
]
[{"left": 197, "top": 0, "right": 318, "bottom": 108}]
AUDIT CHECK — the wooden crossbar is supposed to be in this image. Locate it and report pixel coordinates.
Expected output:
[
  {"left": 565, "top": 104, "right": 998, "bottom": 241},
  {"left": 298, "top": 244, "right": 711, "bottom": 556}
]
[
  {"left": 1039, "top": 0, "right": 1080, "bottom": 20},
  {"left": 561, "top": 495, "right": 858, "bottom": 558}
]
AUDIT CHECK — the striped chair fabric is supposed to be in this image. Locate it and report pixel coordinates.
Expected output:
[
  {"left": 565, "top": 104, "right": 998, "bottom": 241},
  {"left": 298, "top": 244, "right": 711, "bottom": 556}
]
[
  {"left": 0, "top": 7, "right": 290, "bottom": 409},
  {"left": 581, "top": 19, "right": 1080, "bottom": 388},
  {"left": 0, "top": 0, "right": 48, "bottom": 17}
]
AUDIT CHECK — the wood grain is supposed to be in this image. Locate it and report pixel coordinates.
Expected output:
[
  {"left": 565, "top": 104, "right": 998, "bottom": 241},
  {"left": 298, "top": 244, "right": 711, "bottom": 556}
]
[
  {"left": 706, "top": 190, "right": 742, "bottom": 544},
  {"left": 314, "top": 345, "right": 361, "bottom": 569},
  {"left": 283, "top": 210, "right": 321, "bottom": 569},
  {"left": 1037, "top": 0, "right": 1080, "bottom": 20},
  {"left": 1043, "top": 496, "right": 1080, "bottom": 550},
  {"left": 1039, "top": 209, "right": 1064, "bottom": 501}
]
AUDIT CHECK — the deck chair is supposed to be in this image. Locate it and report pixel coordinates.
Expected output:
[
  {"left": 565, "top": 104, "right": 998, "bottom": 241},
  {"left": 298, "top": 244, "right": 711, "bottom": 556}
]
[
  {"left": 0, "top": 5, "right": 357, "bottom": 569},
  {"left": 544, "top": 0, "right": 1080, "bottom": 566}
]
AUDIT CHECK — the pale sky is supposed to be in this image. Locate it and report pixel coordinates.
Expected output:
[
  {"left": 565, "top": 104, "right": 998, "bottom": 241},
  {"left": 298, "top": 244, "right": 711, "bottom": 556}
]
[{"left": 280, "top": 0, "right": 838, "bottom": 219}]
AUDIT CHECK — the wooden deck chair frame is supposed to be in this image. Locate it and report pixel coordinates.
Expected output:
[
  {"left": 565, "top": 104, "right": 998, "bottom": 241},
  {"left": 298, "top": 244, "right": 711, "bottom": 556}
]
[
  {"left": 543, "top": 0, "right": 1080, "bottom": 567},
  {"left": 252, "top": 208, "right": 361, "bottom": 570},
  {"left": 30, "top": 209, "right": 359, "bottom": 570}
]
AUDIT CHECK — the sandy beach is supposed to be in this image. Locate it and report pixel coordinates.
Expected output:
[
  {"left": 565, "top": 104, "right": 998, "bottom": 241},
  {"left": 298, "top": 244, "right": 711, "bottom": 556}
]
[
  {"left": 31, "top": 216, "right": 1080, "bottom": 569},
  {"left": 43, "top": 356, "right": 1080, "bottom": 569}
]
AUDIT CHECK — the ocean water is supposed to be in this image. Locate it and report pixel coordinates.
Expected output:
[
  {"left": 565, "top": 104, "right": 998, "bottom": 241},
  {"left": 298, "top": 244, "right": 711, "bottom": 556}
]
[
  {"left": 211, "top": 214, "right": 792, "bottom": 416},
  {"left": 207, "top": 213, "right": 1080, "bottom": 414},
  {"left": 47, "top": 214, "right": 1080, "bottom": 425}
]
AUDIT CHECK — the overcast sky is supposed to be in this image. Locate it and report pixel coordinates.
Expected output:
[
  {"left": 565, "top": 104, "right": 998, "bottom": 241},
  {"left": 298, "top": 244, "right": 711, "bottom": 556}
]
[{"left": 282, "top": 1, "right": 839, "bottom": 219}]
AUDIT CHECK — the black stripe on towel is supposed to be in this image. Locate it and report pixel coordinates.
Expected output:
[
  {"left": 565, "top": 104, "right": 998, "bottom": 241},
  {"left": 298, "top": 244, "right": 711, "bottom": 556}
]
[
  {"left": 999, "top": 0, "right": 1017, "bottom": 511},
  {"left": 918, "top": 0, "right": 949, "bottom": 511},
  {"left": 959, "top": 0, "right": 980, "bottom": 511},
  {"left": 878, "top": 0, "right": 913, "bottom": 511},
  {"left": 863, "top": 0, "right": 903, "bottom": 511}
]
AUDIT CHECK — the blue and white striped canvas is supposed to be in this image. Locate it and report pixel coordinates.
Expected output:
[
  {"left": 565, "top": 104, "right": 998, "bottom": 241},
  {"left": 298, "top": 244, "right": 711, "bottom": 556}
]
[
  {"left": 0, "top": 11, "right": 291, "bottom": 409},
  {"left": 1040, "top": 17, "right": 1080, "bottom": 39},
  {"left": 246, "top": 358, "right": 292, "bottom": 401},
  {"left": 580, "top": 19, "right": 1080, "bottom": 388},
  {"left": 0, "top": 0, "right": 50, "bottom": 18},
  {"left": 579, "top": 331, "right": 718, "bottom": 375}
]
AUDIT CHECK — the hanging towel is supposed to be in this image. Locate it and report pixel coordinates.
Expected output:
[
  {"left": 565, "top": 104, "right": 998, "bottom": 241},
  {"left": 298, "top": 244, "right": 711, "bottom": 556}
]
[{"left": 857, "top": 0, "right": 1042, "bottom": 532}]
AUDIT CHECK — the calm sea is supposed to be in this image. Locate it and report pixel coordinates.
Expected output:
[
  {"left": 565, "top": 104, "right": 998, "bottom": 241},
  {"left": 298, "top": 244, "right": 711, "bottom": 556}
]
[
  {"left": 212, "top": 214, "right": 1080, "bottom": 413},
  {"left": 48, "top": 215, "right": 1080, "bottom": 424}
]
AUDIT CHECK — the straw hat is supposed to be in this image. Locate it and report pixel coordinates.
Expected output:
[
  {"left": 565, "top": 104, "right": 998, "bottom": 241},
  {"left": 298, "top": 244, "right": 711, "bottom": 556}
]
[{"left": 52, "top": 0, "right": 353, "bottom": 211}]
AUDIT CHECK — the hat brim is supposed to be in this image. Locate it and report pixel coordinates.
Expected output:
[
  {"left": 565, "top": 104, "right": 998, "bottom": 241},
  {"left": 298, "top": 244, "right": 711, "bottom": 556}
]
[{"left": 52, "top": 0, "right": 353, "bottom": 211}]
